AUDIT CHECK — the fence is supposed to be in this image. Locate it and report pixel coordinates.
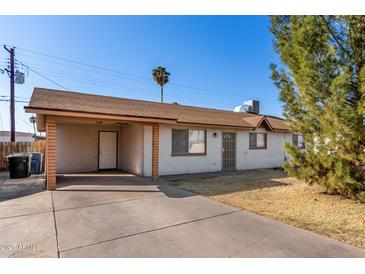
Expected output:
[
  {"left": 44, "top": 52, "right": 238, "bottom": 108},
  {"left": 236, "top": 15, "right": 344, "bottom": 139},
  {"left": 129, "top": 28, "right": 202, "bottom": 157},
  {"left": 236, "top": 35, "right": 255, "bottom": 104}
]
[{"left": 0, "top": 141, "right": 46, "bottom": 171}]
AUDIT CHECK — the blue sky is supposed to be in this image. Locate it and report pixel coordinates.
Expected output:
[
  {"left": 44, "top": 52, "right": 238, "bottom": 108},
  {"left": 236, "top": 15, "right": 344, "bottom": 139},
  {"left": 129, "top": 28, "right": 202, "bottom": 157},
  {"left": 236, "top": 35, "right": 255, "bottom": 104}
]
[{"left": 0, "top": 16, "right": 282, "bottom": 133}]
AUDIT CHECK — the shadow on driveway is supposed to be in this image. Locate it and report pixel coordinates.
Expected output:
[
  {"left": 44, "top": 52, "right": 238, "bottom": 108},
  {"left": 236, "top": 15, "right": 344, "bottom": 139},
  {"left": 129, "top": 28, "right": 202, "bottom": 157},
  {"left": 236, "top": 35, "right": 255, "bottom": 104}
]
[
  {"left": 56, "top": 173, "right": 196, "bottom": 199},
  {"left": 0, "top": 173, "right": 46, "bottom": 202}
]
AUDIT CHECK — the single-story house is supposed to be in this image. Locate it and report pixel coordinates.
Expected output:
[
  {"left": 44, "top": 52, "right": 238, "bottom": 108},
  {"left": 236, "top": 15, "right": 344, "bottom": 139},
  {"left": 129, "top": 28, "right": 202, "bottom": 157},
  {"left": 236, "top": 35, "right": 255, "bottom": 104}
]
[{"left": 25, "top": 87, "right": 299, "bottom": 190}]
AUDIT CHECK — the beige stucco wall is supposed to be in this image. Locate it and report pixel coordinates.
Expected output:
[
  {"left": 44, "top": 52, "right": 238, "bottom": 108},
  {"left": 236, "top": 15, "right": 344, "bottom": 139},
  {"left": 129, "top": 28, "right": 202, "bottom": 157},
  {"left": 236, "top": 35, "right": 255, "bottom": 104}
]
[
  {"left": 118, "top": 123, "right": 144, "bottom": 175},
  {"left": 150, "top": 124, "right": 293, "bottom": 176},
  {"left": 236, "top": 128, "right": 290, "bottom": 170},
  {"left": 156, "top": 125, "right": 223, "bottom": 176},
  {"left": 56, "top": 121, "right": 293, "bottom": 176},
  {"left": 56, "top": 123, "right": 121, "bottom": 173},
  {"left": 57, "top": 122, "right": 145, "bottom": 175}
]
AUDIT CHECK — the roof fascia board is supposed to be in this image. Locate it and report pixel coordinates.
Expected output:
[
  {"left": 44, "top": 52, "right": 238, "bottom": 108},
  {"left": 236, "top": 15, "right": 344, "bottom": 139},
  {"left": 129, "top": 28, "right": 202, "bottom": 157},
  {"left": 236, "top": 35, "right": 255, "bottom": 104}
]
[
  {"left": 176, "top": 121, "right": 254, "bottom": 130},
  {"left": 24, "top": 107, "right": 178, "bottom": 124}
]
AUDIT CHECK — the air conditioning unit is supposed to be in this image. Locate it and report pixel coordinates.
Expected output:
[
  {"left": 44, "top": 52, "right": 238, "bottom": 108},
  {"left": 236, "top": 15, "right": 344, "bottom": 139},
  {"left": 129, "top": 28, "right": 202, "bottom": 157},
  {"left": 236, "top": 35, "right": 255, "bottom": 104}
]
[{"left": 233, "top": 100, "right": 260, "bottom": 114}]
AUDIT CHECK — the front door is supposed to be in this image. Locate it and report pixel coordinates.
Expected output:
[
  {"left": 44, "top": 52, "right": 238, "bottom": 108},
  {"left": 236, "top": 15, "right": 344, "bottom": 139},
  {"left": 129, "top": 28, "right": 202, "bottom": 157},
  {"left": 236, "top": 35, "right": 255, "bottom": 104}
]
[
  {"left": 98, "top": 131, "right": 118, "bottom": 170},
  {"left": 222, "top": 132, "right": 236, "bottom": 170}
]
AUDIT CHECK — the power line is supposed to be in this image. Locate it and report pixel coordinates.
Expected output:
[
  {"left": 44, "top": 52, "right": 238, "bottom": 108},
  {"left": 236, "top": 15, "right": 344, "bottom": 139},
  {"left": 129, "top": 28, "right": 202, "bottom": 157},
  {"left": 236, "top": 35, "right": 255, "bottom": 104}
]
[
  {"left": 15, "top": 53, "right": 155, "bottom": 86},
  {"left": 16, "top": 46, "right": 152, "bottom": 81},
  {"left": 16, "top": 58, "right": 246, "bottom": 107},
  {"left": 12, "top": 59, "right": 238, "bottom": 110},
  {"left": 22, "top": 60, "right": 275, "bottom": 103},
  {"left": 24, "top": 64, "right": 157, "bottom": 93},
  {"left": 28, "top": 65, "right": 241, "bottom": 102},
  {"left": 16, "top": 59, "right": 71, "bottom": 91},
  {"left": 15, "top": 102, "right": 33, "bottom": 131},
  {"left": 15, "top": 112, "right": 32, "bottom": 129},
  {"left": 13, "top": 45, "right": 278, "bottom": 102},
  {"left": 2, "top": 99, "right": 33, "bottom": 131},
  {"left": 18, "top": 69, "right": 236, "bottom": 110},
  {"left": 25, "top": 68, "right": 245, "bottom": 108},
  {"left": 25, "top": 70, "right": 163, "bottom": 99},
  {"left": 28, "top": 70, "right": 234, "bottom": 108},
  {"left": 2, "top": 44, "right": 282, "bottom": 114},
  {"left": 0, "top": 99, "right": 29, "bottom": 103},
  {"left": 0, "top": 95, "right": 30, "bottom": 100}
]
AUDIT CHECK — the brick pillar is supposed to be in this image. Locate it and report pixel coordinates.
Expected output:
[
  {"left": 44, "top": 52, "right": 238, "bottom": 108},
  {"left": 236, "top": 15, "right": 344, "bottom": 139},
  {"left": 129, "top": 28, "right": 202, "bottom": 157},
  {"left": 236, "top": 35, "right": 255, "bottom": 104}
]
[
  {"left": 46, "top": 117, "right": 56, "bottom": 190},
  {"left": 152, "top": 123, "right": 159, "bottom": 181}
]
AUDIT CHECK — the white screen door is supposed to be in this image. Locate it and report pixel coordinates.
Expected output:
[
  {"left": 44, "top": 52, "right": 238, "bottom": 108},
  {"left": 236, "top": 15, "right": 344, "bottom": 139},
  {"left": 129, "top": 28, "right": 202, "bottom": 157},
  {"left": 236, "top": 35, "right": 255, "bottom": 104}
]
[{"left": 99, "top": 131, "right": 117, "bottom": 170}]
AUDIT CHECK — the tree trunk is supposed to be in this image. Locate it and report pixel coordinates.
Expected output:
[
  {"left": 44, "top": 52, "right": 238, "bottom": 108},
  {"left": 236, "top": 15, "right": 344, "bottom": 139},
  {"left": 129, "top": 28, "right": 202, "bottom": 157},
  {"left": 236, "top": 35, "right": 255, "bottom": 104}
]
[{"left": 160, "top": 85, "right": 163, "bottom": 103}]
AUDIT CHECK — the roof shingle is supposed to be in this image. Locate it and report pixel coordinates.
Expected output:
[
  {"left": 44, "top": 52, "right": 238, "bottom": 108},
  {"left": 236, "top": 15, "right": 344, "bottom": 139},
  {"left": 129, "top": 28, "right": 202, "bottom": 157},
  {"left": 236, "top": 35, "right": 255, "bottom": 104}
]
[{"left": 26, "top": 88, "right": 290, "bottom": 131}]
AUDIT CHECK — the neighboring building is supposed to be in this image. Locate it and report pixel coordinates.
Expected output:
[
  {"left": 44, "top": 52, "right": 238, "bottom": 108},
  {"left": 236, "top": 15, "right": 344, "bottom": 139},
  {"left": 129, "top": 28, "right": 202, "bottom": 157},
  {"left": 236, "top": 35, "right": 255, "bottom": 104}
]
[
  {"left": 0, "top": 131, "right": 38, "bottom": 142},
  {"left": 25, "top": 88, "right": 293, "bottom": 190}
]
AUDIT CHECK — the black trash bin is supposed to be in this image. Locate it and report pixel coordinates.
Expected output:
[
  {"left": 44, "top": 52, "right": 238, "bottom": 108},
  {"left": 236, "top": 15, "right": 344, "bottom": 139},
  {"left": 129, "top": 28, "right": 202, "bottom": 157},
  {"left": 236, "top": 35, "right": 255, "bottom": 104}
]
[
  {"left": 31, "top": 152, "right": 43, "bottom": 174},
  {"left": 6, "top": 153, "right": 32, "bottom": 179}
]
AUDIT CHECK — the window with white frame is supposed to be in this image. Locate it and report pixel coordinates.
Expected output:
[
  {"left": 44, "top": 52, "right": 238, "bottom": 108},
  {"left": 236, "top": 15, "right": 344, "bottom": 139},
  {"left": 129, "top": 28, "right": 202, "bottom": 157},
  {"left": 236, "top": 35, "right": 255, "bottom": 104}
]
[
  {"left": 249, "top": 133, "right": 267, "bottom": 149},
  {"left": 292, "top": 134, "right": 305, "bottom": 148},
  {"left": 172, "top": 129, "right": 206, "bottom": 155}
]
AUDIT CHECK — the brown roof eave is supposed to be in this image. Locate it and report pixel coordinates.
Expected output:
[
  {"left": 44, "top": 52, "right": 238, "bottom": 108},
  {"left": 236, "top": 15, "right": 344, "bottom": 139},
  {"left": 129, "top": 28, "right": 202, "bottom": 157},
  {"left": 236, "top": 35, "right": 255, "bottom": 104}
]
[
  {"left": 271, "top": 128, "right": 291, "bottom": 133},
  {"left": 24, "top": 106, "right": 178, "bottom": 124},
  {"left": 175, "top": 121, "right": 255, "bottom": 130},
  {"left": 24, "top": 106, "right": 290, "bottom": 131}
]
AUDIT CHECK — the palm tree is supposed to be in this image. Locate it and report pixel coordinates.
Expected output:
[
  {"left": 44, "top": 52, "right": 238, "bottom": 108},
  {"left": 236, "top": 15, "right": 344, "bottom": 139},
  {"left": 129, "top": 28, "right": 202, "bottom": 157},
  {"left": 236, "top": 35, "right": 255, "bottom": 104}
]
[
  {"left": 29, "top": 116, "right": 36, "bottom": 136},
  {"left": 152, "top": 66, "right": 170, "bottom": 103}
]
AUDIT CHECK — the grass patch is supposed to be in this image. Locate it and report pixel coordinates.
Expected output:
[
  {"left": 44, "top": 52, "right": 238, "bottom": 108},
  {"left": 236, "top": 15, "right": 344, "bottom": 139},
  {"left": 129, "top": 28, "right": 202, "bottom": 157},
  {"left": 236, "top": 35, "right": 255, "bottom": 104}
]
[{"left": 165, "top": 169, "right": 365, "bottom": 249}]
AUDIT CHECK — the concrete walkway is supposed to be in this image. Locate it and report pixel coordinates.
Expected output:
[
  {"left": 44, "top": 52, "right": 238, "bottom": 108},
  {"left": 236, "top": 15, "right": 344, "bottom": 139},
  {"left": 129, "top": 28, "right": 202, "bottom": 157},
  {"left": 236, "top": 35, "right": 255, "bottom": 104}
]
[{"left": 0, "top": 174, "right": 364, "bottom": 258}]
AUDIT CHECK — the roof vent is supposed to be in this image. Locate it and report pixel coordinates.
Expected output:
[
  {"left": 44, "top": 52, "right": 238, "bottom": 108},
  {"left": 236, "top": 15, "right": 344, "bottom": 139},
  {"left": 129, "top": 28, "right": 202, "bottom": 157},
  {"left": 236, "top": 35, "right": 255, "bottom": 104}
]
[{"left": 233, "top": 100, "right": 260, "bottom": 114}]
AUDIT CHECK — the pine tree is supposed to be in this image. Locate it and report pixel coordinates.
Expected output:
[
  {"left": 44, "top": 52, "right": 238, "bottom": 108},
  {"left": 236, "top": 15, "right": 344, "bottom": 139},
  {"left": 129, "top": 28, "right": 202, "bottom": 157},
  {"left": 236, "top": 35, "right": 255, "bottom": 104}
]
[{"left": 270, "top": 16, "right": 365, "bottom": 201}]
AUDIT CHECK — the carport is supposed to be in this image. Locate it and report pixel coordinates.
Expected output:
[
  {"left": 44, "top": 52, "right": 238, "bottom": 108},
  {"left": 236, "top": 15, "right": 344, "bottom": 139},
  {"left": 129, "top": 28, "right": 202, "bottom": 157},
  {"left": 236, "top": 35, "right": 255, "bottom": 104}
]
[
  {"left": 24, "top": 89, "right": 177, "bottom": 190},
  {"left": 27, "top": 115, "right": 163, "bottom": 190}
]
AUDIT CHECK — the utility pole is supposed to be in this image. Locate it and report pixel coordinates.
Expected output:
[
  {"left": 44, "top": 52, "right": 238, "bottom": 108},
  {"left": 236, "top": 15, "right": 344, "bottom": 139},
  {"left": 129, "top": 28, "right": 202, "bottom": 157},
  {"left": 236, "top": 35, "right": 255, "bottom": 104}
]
[{"left": 4, "top": 46, "right": 15, "bottom": 142}]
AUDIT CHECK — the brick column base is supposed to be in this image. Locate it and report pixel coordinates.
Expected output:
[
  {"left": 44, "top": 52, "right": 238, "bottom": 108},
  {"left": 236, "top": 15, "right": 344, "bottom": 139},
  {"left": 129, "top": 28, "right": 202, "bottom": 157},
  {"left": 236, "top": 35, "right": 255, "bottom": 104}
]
[{"left": 46, "top": 117, "right": 56, "bottom": 190}]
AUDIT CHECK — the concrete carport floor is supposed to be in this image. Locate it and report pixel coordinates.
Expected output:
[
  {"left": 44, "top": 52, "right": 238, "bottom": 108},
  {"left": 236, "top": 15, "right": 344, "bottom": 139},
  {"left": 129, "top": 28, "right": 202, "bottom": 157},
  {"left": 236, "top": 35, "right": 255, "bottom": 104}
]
[{"left": 0, "top": 173, "right": 364, "bottom": 258}]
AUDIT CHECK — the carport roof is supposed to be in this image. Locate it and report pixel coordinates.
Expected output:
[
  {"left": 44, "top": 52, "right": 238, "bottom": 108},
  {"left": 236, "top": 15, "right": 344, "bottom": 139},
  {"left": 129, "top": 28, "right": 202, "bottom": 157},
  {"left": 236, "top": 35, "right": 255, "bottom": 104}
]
[{"left": 25, "top": 88, "right": 290, "bottom": 131}]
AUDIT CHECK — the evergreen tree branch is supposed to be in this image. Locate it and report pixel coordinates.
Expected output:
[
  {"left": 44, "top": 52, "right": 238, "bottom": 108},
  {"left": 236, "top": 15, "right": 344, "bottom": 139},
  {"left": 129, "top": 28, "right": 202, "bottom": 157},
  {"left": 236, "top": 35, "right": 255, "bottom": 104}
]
[{"left": 320, "top": 16, "right": 352, "bottom": 59}]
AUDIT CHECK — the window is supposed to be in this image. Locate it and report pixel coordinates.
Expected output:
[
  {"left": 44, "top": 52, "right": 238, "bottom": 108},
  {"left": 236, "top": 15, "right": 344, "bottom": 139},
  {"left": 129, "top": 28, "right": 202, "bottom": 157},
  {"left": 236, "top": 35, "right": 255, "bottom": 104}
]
[
  {"left": 249, "top": 133, "right": 267, "bottom": 149},
  {"left": 172, "top": 129, "right": 206, "bottom": 155},
  {"left": 292, "top": 134, "right": 305, "bottom": 148}
]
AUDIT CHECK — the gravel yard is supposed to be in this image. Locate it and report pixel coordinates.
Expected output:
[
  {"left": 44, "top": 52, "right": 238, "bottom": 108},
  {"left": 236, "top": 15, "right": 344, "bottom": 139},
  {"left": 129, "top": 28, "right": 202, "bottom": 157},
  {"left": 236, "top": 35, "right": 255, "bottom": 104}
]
[{"left": 167, "top": 169, "right": 365, "bottom": 249}]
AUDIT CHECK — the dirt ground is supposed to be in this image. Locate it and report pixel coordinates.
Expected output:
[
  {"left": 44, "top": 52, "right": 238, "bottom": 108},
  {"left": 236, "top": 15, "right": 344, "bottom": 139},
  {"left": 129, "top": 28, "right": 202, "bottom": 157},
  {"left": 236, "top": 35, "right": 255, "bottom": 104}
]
[{"left": 166, "top": 169, "right": 365, "bottom": 249}]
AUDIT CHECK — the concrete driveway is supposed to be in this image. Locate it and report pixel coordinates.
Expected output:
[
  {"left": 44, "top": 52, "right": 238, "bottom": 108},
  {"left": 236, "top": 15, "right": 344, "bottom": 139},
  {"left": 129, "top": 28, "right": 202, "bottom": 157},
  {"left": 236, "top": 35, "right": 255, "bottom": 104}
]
[{"left": 0, "top": 174, "right": 364, "bottom": 258}]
